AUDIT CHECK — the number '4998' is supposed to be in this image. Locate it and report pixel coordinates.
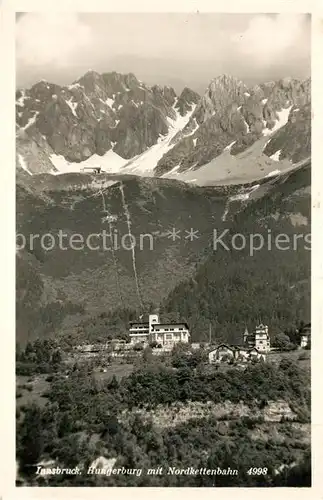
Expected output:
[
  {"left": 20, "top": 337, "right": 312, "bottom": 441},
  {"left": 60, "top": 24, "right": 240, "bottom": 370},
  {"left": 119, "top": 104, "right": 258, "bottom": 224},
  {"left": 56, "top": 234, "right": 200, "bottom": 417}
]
[{"left": 247, "top": 467, "right": 268, "bottom": 475}]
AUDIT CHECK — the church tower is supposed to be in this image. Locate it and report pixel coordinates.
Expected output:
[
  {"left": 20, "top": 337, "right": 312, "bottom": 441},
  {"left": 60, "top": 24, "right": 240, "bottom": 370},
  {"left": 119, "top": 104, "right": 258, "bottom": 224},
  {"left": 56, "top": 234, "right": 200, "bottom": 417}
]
[{"left": 243, "top": 327, "right": 249, "bottom": 344}]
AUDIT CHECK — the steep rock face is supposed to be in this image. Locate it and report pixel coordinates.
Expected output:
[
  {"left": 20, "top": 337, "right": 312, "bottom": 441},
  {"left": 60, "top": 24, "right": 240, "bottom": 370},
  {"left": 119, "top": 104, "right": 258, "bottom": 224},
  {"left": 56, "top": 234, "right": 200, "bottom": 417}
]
[
  {"left": 111, "top": 103, "right": 170, "bottom": 158},
  {"left": 16, "top": 71, "right": 185, "bottom": 169},
  {"left": 175, "top": 87, "right": 200, "bottom": 116},
  {"left": 16, "top": 128, "right": 58, "bottom": 175},
  {"left": 156, "top": 103, "right": 248, "bottom": 176},
  {"left": 120, "top": 400, "right": 298, "bottom": 429},
  {"left": 162, "top": 85, "right": 177, "bottom": 107},
  {"left": 193, "top": 75, "right": 249, "bottom": 124},
  {"left": 263, "top": 103, "right": 311, "bottom": 163},
  {"left": 155, "top": 76, "right": 310, "bottom": 176}
]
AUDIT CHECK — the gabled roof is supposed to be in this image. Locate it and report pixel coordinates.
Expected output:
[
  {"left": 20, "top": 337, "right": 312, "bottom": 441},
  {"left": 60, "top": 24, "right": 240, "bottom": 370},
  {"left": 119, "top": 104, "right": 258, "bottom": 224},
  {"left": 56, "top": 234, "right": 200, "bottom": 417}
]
[{"left": 208, "top": 344, "right": 235, "bottom": 354}]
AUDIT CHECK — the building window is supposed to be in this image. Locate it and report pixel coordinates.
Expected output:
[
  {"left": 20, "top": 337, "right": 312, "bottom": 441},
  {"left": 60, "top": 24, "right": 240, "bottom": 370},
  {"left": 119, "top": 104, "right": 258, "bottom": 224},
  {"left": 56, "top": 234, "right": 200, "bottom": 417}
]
[
  {"left": 179, "top": 328, "right": 183, "bottom": 330},
  {"left": 165, "top": 334, "right": 173, "bottom": 340}
]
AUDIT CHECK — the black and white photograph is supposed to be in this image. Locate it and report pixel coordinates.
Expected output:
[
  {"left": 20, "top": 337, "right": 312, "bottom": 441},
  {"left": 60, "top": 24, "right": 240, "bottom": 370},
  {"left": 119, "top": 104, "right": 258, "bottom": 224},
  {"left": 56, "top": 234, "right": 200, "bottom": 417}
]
[{"left": 15, "top": 11, "right": 312, "bottom": 487}]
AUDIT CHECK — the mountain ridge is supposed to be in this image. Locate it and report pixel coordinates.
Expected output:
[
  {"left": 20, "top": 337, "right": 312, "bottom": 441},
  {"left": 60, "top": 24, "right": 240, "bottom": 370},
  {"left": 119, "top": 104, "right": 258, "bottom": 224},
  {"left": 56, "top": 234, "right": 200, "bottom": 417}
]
[{"left": 16, "top": 71, "right": 310, "bottom": 186}]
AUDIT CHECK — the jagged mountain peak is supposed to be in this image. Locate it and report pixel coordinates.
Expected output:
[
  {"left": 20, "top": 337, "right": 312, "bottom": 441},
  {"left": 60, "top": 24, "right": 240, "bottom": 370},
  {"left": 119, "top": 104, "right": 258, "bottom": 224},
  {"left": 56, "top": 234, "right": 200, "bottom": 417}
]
[
  {"left": 154, "top": 72, "right": 310, "bottom": 179},
  {"left": 178, "top": 86, "right": 200, "bottom": 101},
  {"left": 80, "top": 69, "right": 102, "bottom": 79},
  {"left": 175, "top": 86, "right": 200, "bottom": 116},
  {"left": 190, "top": 74, "right": 248, "bottom": 126},
  {"left": 16, "top": 69, "right": 186, "bottom": 172},
  {"left": 75, "top": 70, "right": 108, "bottom": 93},
  {"left": 102, "top": 71, "right": 140, "bottom": 88},
  {"left": 16, "top": 68, "right": 310, "bottom": 186},
  {"left": 206, "top": 74, "right": 249, "bottom": 99}
]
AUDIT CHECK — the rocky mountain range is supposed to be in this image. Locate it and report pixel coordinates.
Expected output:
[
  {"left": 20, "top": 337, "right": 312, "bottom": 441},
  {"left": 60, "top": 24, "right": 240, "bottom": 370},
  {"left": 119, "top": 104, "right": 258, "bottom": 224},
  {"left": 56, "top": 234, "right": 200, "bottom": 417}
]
[
  {"left": 16, "top": 69, "right": 311, "bottom": 345},
  {"left": 16, "top": 71, "right": 310, "bottom": 185}
]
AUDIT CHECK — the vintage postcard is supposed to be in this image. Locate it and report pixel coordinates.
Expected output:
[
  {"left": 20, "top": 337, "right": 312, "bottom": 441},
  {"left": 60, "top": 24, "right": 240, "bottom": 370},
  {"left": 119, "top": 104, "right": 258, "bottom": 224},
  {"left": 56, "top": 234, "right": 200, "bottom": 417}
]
[{"left": 1, "top": 0, "right": 322, "bottom": 497}]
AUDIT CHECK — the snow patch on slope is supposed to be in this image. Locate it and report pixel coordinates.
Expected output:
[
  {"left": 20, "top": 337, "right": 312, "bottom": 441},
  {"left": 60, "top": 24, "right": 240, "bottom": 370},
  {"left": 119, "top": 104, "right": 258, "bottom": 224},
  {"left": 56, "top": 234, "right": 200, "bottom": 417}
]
[
  {"left": 50, "top": 150, "right": 128, "bottom": 175},
  {"left": 237, "top": 107, "right": 250, "bottom": 133},
  {"left": 224, "top": 141, "right": 236, "bottom": 152},
  {"left": 99, "top": 97, "right": 115, "bottom": 109},
  {"left": 265, "top": 169, "right": 281, "bottom": 178},
  {"left": 229, "top": 184, "right": 260, "bottom": 202},
  {"left": 23, "top": 111, "right": 39, "bottom": 131},
  {"left": 106, "top": 97, "right": 115, "bottom": 108},
  {"left": 68, "top": 83, "right": 83, "bottom": 91},
  {"left": 66, "top": 98, "right": 78, "bottom": 117},
  {"left": 120, "top": 103, "right": 197, "bottom": 175},
  {"left": 17, "top": 90, "right": 27, "bottom": 107},
  {"left": 18, "top": 154, "right": 32, "bottom": 175},
  {"left": 166, "top": 165, "right": 181, "bottom": 176},
  {"left": 262, "top": 105, "right": 292, "bottom": 136},
  {"left": 243, "top": 117, "right": 250, "bottom": 133},
  {"left": 184, "top": 118, "right": 199, "bottom": 138},
  {"left": 270, "top": 150, "right": 281, "bottom": 162}
]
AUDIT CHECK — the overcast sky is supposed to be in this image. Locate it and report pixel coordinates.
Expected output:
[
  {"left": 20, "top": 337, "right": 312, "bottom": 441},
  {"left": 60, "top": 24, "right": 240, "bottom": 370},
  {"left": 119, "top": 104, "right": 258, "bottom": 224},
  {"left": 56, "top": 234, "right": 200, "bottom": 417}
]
[{"left": 16, "top": 13, "right": 311, "bottom": 94}]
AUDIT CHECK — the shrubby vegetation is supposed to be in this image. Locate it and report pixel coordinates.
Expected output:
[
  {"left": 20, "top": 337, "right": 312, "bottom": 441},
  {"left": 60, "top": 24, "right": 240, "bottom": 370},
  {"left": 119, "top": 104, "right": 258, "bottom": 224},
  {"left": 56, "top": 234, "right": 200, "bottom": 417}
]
[{"left": 16, "top": 358, "right": 310, "bottom": 486}]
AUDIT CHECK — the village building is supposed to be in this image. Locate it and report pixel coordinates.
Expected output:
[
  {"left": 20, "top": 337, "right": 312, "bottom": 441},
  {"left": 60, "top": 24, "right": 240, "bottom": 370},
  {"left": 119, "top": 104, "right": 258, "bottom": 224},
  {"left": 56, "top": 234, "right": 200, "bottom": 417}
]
[
  {"left": 234, "top": 346, "right": 250, "bottom": 362},
  {"left": 129, "top": 314, "right": 190, "bottom": 348},
  {"left": 243, "top": 323, "right": 271, "bottom": 353},
  {"left": 208, "top": 344, "right": 266, "bottom": 364},
  {"left": 299, "top": 323, "right": 311, "bottom": 348},
  {"left": 300, "top": 335, "right": 310, "bottom": 348},
  {"left": 81, "top": 166, "right": 102, "bottom": 174},
  {"left": 208, "top": 344, "right": 235, "bottom": 363}
]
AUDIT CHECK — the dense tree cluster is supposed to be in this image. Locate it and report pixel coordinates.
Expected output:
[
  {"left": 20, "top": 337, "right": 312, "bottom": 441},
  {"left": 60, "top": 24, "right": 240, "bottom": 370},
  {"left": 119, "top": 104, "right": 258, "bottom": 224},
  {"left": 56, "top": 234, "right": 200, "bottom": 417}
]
[{"left": 16, "top": 339, "right": 63, "bottom": 375}]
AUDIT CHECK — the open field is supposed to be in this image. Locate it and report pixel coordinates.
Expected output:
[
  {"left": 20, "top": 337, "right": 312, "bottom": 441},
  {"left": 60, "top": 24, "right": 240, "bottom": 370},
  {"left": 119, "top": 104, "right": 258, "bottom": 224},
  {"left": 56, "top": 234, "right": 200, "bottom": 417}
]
[{"left": 92, "top": 362, "right": 134, "bottom": 382}]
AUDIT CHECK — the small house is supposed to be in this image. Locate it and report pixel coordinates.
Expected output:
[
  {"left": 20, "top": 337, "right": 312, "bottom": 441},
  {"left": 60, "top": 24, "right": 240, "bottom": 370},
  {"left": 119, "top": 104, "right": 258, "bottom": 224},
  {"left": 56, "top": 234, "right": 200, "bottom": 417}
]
[
  {"left": 300, "top": 334, "right": 310, "bottom": 348},
  {"left": 248, "top": 347, "right": 266, "bottom": 362},
  {"left": 208, "top": 344, "right": 235, "bottom": 364},
  {"left": 234, "top": 346, "right": 250, "bottom": 361},
  {"left": 300, "top": 323, "right": 311, "bottom": 348}
]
